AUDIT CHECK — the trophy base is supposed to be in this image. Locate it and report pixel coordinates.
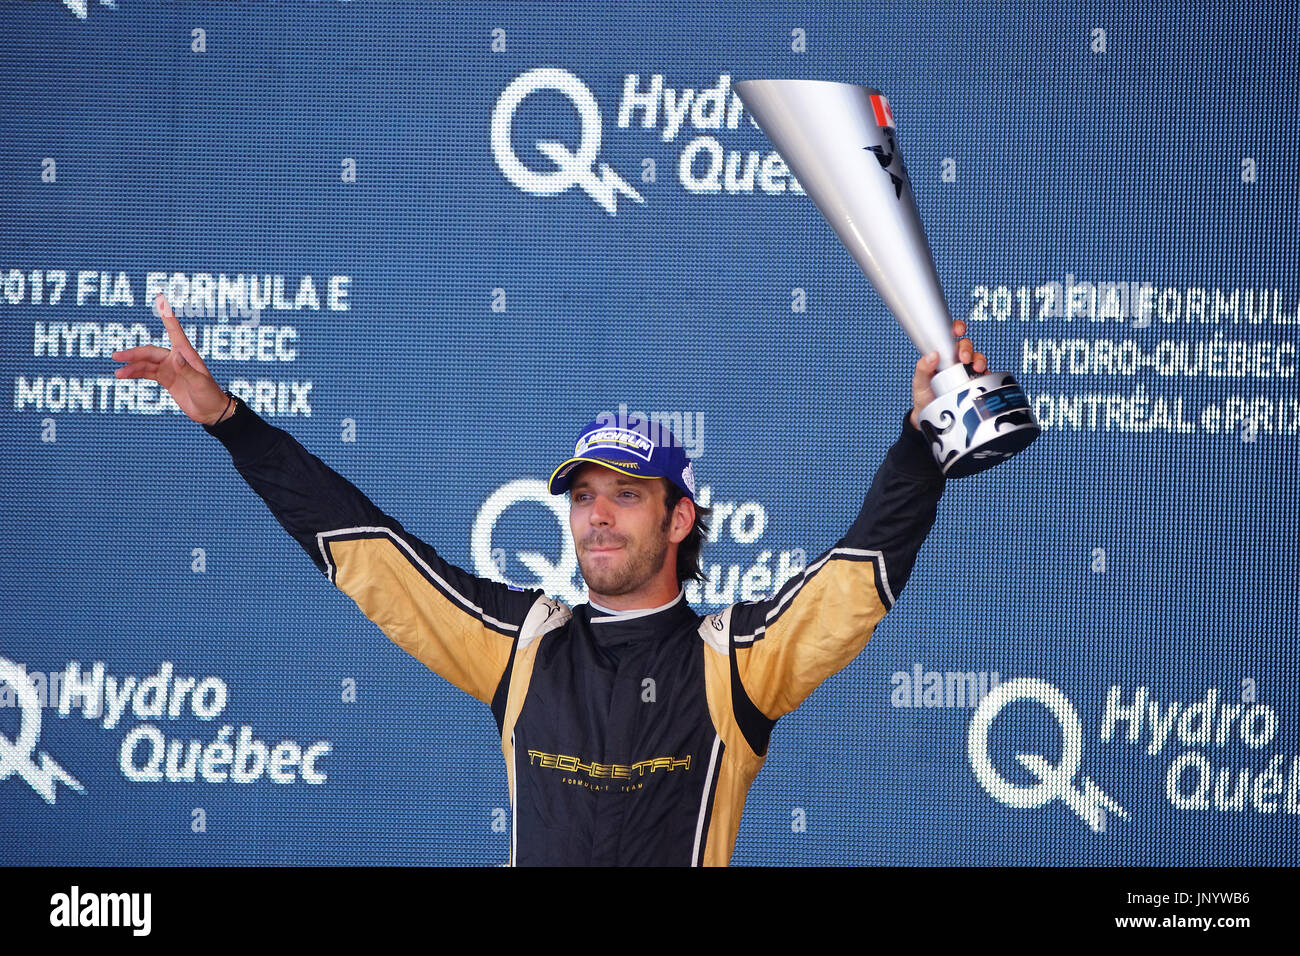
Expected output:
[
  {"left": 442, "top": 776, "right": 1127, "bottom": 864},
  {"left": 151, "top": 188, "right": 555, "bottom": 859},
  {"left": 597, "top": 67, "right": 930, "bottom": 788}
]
[{"left": 917, "top": 368, "right": 1041, "bottom": 478}]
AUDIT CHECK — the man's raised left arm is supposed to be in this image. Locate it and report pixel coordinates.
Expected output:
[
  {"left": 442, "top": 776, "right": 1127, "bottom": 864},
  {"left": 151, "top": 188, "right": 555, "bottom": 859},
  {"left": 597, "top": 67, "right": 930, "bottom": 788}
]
[{"left": 723, "top": 320, "right": 985, "bottom": 726}]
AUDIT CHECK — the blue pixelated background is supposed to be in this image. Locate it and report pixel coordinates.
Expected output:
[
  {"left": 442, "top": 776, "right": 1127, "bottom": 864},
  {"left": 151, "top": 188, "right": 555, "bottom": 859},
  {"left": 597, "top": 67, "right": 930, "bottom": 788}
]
[{"left": 1, "top": 0, "right": 1296, "bottom": 864}]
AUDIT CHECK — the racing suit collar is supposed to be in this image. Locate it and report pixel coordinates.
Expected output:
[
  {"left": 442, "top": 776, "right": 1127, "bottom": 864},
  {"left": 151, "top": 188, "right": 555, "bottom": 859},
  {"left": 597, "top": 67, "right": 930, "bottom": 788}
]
[
  {"left": 588, "top": 588, "right": 686, "bottom": 620},
  {"left": 582, "top": 588, "right": 696, "bottom": 654}
]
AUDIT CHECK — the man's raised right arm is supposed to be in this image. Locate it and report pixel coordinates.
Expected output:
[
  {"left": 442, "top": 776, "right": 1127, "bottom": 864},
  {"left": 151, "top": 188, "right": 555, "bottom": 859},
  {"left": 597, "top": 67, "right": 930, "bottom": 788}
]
[
  {"left": 113, "top": 295, "right": 550, "bottom": 707},
  {"left": 201, "top": 392, "right": 550, "bottom": 706}
]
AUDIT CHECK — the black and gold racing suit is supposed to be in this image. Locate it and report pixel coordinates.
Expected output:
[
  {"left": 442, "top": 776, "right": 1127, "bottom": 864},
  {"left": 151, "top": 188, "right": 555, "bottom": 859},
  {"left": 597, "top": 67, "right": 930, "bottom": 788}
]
[{"left": 204, "top": 394, "right": 945, "bottom": 865}]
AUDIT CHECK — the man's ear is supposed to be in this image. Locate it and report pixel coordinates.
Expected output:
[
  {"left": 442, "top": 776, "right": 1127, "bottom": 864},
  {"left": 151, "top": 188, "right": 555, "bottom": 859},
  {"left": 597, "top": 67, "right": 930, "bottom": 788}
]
[{"left": 670, "top": 496, "right": 695, "bottom": 545}]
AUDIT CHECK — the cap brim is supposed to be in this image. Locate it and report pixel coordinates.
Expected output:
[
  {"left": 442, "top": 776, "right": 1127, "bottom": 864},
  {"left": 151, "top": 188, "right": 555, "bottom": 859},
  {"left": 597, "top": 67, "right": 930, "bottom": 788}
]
[{"left": 548, "top": 456, "right": 662, "bottom": 495}]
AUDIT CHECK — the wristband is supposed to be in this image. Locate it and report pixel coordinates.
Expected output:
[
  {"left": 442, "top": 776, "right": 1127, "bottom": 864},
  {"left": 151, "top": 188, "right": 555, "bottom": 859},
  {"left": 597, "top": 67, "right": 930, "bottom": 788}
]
[{"left": 214, "top": 391, "right": 234, "bottom": 426}]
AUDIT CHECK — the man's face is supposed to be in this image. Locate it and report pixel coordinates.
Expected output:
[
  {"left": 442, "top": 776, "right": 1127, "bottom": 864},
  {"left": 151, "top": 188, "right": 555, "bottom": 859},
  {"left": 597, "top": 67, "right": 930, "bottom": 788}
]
[{"left": 567, "top": 463, "right": 678, "bottom": 598}]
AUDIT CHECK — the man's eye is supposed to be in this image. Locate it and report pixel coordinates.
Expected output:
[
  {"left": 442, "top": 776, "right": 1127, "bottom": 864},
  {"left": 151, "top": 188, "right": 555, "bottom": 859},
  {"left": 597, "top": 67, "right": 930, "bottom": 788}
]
[{"left": 570, "top": 491, "right": 636, "bottom": 502}]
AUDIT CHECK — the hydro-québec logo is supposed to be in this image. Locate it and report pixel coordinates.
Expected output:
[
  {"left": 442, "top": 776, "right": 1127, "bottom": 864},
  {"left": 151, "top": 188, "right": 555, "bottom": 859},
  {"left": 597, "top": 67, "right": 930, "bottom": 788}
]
[
  {"left": 968, "top": 677, "right": 1128, "bottom": 833},
  {"left": 0, "top": 656, "right": 335, "bottom": 805},
  {"left": 968, "top": 675, "right": 1300, "bottom": 833},
  {"left": 490, "top": 67, "right": 806, "bottom": 216}
]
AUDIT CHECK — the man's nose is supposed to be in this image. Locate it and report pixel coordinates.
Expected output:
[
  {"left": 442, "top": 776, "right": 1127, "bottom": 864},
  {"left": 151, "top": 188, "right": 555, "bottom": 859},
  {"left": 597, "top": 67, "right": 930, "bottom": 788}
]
[{"left": 588, "top": 494, "right": 615, "bottom": 525}]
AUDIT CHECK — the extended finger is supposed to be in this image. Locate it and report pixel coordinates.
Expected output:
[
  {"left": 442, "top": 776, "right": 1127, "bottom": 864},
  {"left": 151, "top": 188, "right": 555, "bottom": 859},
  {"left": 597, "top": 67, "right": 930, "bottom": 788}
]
[
  {"left": 952, "top": 319, "right": 967, "bottom": 337},
  {"left": 114, "top": 360, "right": 161, "bottom": 380},
  {"left": 112, "top": 344, "right": 171, "bottom": 364},
  {"left": 973, "top": 351, "right": 988, "bottom": 373},
  {"left": 957, "top": 336, "right": 974, "bottom": 362},
  {"left": 156, "top": 294, "right": 213, "bottom": 378}
]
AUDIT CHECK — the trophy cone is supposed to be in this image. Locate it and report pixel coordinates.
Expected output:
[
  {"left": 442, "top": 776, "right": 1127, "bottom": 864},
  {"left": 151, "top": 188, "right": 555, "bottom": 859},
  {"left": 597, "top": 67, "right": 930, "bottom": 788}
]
[{"left": 735, "top": 78, "right": 1040, "bottom": 478}]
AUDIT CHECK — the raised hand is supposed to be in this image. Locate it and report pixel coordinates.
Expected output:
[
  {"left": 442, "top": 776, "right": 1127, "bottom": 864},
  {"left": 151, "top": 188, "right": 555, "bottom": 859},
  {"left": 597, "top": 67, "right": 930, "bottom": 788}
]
[
  {"left": 112, "top": 294, "right": 233, "bottom": 425},
  {"left": 910, "top": 319, "right": 987, "bottom": 430}
]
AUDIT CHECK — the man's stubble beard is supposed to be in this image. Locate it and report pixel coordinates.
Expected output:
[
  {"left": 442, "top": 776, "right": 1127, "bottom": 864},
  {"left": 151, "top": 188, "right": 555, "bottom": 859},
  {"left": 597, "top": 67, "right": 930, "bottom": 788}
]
[{"left": 579, "top": 528, "right": 670, "bottom": 597}]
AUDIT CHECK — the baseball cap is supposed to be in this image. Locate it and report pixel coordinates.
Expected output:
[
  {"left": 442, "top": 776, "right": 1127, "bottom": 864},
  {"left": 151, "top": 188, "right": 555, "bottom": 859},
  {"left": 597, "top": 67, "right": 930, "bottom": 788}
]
[{"left": 548, "top": 414, "right": 697, "bottom": 501}]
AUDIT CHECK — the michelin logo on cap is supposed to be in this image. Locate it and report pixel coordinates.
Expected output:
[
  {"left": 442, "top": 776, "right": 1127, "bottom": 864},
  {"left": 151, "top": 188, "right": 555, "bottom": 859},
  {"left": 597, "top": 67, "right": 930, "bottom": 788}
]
[
  {"left": 681, "top": 460, "right": 696, "bottom": 496},
  {"left": 575, "top": 427, "right": 655, "bottom": 462}
]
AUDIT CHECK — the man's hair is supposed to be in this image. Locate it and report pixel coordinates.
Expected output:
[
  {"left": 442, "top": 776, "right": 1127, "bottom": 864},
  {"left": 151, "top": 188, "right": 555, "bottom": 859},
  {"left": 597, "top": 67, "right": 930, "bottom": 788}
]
[{"left": 661, "top": 480, "right": 711, "bottom": 586}]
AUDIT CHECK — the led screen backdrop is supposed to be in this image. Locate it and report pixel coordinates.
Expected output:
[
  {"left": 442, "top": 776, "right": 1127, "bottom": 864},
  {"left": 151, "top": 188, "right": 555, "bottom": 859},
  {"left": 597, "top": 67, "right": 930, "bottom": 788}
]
[{"left": 1, "top": 0, "right": 1297, "bottom": 865}]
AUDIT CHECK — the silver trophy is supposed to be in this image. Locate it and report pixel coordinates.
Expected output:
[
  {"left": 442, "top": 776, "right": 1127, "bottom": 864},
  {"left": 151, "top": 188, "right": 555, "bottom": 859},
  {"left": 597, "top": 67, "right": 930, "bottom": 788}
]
[{"left": 735, "top": 79, "right": 1040, "bottom": 478}]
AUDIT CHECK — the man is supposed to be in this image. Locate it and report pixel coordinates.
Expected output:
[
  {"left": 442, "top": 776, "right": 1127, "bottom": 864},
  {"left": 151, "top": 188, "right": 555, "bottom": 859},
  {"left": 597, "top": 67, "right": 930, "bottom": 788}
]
[{"left": 113, "top": 293, "right": 988, "bottom": 866}]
